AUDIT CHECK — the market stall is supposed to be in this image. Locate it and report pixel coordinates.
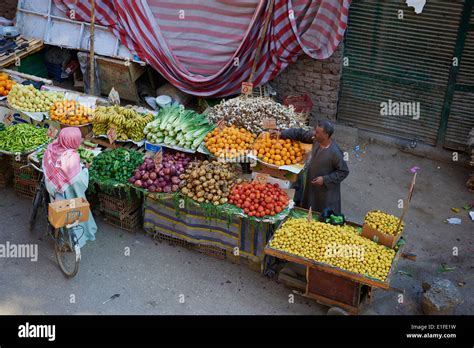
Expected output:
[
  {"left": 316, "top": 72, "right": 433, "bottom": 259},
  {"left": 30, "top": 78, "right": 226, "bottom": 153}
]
[{"left": 0, "top": 67, "right": 414, "bottom": 314}]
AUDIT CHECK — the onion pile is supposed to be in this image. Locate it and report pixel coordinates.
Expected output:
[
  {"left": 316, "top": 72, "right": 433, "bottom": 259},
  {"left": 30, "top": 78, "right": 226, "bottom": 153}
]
[{"left": 128, "top": 152, "right": 192, "bottom": 193}]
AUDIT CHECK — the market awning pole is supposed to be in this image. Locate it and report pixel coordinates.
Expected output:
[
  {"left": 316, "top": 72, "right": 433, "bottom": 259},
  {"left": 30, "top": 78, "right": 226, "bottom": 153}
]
[{"left": 89, "top": 0, "right": 95, "bottom": 95}]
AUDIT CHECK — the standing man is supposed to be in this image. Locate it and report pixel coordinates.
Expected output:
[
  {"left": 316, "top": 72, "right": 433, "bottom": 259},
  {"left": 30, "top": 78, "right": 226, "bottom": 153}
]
[{"left": 279, "top": 120, "right": 349, "bottom": 214}]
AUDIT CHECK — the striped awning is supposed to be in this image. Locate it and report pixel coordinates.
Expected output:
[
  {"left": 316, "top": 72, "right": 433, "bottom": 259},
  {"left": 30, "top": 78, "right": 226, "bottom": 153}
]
[{"left": 53, "top": 0, "right": 351, "bottom": 96}]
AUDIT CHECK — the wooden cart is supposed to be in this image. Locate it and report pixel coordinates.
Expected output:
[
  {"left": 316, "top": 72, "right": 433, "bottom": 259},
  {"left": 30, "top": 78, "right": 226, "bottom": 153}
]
[{"left": 264, "top": 223, "right": 414, "bottom": 315}]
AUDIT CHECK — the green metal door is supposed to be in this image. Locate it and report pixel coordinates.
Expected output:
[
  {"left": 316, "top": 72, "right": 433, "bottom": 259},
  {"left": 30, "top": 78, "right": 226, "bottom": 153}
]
[
  {"left": 443, "top": 2, "right": 474, "bottom": 150},
  {"left": 338, "top": 0, "right": 465, "bottom": 145}
]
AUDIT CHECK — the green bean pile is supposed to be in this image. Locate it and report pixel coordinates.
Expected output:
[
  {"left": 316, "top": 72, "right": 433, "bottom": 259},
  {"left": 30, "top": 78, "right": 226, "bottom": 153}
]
[{"left": 0, "top": 124, "right": 49, "bottom": 153}]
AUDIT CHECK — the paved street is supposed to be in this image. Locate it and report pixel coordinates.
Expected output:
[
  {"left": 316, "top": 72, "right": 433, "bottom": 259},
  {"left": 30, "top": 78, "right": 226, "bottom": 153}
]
[{"left": 1, "top": 142, "right": 473, "bottom": 315}]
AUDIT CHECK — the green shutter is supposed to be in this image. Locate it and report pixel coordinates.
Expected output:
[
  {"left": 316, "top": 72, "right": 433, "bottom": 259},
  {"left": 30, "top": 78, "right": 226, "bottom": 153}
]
[
  {"left": 338, "top": 0, "right": 464, "bottom": 145},
  {"left": 444, "top": 14, "right": 474, "bottom": 150}
]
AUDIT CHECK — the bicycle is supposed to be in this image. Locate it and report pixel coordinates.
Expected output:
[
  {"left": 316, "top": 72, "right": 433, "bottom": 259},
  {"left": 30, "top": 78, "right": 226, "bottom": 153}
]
[{"left": 27, "top": 157, "right": 82, "bottom": 278}]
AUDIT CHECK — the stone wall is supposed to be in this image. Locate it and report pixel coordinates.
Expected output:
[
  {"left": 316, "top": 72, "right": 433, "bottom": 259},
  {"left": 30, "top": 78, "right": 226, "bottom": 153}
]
[
  {"left": 271, "top": 43, "right": 344, "bottom": 125},
  {"left": 0, "top": 0, "right": 18, "bottom": 20}
]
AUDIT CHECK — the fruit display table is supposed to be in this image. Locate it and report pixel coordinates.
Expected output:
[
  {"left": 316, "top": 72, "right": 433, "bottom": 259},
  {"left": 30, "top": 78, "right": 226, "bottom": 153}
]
[{"left": 264, "top": 210, "right": 415, "bottom": 315}]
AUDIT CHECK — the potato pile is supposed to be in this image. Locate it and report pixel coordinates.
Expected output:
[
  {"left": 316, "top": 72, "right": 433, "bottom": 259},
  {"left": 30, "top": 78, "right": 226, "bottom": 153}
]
[
  {"left": 254, "top": 132, "right": 304, "bottom": 166},
  {"left": 364, "top": 211, "right": 403, "bottom": 236},
  {"left": 270, "top": 218, "right": 396, "bottom": 281},
  {"left": 92, "top": 106, "right": 154, "bottom": 141},
  {"left": 204, "top": 125, "right": 256, "bottom": 159},
  {"left": 50, "top": 100, "right": 94, "bottom": 126},
  {"left": 179, "top": 160, "right": 242, "bottom": 205}
]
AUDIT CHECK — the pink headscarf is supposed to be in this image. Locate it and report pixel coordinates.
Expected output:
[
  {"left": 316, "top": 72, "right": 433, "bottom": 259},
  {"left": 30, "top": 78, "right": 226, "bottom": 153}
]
[{"left": 43, "top": 127, "right": 82, "bottom": 193}]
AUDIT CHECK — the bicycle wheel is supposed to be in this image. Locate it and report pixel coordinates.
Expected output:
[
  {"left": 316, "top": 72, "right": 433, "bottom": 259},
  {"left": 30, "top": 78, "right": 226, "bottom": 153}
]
[
  {"left": 54, "top": 227, "right": 80, "bottom": 278},
  {"left": 29, "top": 186, "right": 44, "bottom": 232}
]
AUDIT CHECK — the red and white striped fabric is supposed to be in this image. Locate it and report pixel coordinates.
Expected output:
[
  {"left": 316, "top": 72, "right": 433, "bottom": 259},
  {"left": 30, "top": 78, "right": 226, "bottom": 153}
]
[{"left": 53, "top": 0, "right": 350, "bottom": 97}]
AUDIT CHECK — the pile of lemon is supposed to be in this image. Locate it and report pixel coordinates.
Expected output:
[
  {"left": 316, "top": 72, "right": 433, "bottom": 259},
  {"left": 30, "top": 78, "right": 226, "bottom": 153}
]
[
  {"left": 364, "top": 210, "right": 403, "bottom": 236},
  {"left": 270, "top": 218, "right": 396, "bottom": 281}
]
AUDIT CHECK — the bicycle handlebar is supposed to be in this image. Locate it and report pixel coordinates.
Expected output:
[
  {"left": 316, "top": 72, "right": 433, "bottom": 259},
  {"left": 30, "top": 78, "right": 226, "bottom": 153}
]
[{"left": 25, "top": 154, "right": 43, "bottom": 173}]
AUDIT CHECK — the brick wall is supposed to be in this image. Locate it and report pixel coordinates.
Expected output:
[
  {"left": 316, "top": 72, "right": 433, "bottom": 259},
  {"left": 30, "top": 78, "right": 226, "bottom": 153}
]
[
  {"left": 0, "top": 0, "right": 18, "bottom": 20},
  {"left": 271, "top": 43, "right": 344, "bottom": 125}
]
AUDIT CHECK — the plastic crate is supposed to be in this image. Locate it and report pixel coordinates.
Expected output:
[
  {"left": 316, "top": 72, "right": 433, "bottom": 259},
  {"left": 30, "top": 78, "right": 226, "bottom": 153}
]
[
  {"left": 14, "top": 181, "right": 38, "bottom": 200},
  {"left": 98, "top": 192, "right": 141, "bottom": 217},
  {"left": 0, "top": 170, "right": 13, "bottom": 188},
  {"left": 103, "top": 207, "right": 142, "bottom": 232},
  {"left": 0, "top": 156, "right": 13, "bottom": 188},
  {"left": 197, "top": 244, "right": 226, "bottom": 260},
  {"left": 13, "top": 162, "right": 40, "bottom": 183},
  {"left": 151, "top": 229, "right": 195, "bottom": 249},
  {"left": 283, "top": 94, "right": 313, "bottom": 125}
]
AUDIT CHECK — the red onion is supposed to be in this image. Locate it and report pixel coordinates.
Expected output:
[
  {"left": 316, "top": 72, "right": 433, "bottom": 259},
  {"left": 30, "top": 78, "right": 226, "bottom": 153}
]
[
  {"left": 128, "top": 177, "right": 135, "bottom": 184},
  {"left": 163, "top": 185, "right": 172, "bottom": 193},
  {"left": 147, "top": 179, "right": 154, "bottom": 186},
  {"left": 156, "top": 186, "right": 163, "bottom": 193},
  {"left": 142, "top": 173, "right": 149, "bottom": 181},
  {"left": 149, "top": 172, "right": 157, "bottom": 180},
  {"left": 171, "top": 184, "right": 179, "bottom": 192},
  {"left": 134, "top": 180, "right": 142, "bottom": 187},
  {"left": 148, "top": 185, "right": 156, "bottom": 192},
  {"left": 171, "top": 176, "right": 180, "bottom": 184}
]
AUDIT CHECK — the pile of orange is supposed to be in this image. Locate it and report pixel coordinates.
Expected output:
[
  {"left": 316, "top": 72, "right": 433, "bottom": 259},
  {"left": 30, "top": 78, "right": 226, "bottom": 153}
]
[
  {"left": 0, "top": 73, "right": 16, "bottom": 96},
  {"left": 204, "top": 125, "right": 256, "bottom": 158},
  {"left": 253, "top": 132, "right": 304, "bottom": 166},
  {"left": 50, "top": 100, "right": 94, "bottom": 126}
]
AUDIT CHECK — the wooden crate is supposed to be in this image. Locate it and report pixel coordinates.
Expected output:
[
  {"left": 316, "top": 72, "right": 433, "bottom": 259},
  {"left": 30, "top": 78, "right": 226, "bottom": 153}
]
[
  {"left": 0, "top": 37, "right": 44, "bottom": 69},
  {"left": 96, "top": 56, "right": 146, "bottom": 103}
]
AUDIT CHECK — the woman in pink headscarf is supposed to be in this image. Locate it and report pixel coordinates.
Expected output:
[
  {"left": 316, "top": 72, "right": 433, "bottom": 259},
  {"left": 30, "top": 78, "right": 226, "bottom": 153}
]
[{"left": 43, "top": 127, "right": 97, "bottom": 248}]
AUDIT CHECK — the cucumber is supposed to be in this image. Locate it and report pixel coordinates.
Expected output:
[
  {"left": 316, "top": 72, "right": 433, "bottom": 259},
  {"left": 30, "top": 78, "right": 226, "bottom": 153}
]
[{"left": 83, "top": 140, "right": 98, "bottom": 148}]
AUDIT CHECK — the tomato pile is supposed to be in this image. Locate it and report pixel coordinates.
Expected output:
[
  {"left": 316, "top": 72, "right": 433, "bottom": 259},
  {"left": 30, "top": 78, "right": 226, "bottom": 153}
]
[{"left": 229, "top": 182, "right": 289, "bottom": 218}]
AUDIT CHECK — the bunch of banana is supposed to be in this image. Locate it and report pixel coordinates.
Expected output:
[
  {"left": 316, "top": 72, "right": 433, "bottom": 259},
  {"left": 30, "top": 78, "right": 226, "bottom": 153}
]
[{"left": 92, "top": 106, "right": 154, "bottom": 141}]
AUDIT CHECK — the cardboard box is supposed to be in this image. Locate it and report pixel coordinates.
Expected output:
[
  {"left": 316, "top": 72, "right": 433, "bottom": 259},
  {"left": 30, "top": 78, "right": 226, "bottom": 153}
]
[
  {"left": 48, "top": 198, "right": 90, "bottom": 228},
  {"left": 252, "top": 162, "right": 300, "bottom": 182},
  {"left": 361, "top": 223, "right": 402, "bottom": 249},
  {"left": 251, "top": 171, "right": 292, "bottom": 189}
]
